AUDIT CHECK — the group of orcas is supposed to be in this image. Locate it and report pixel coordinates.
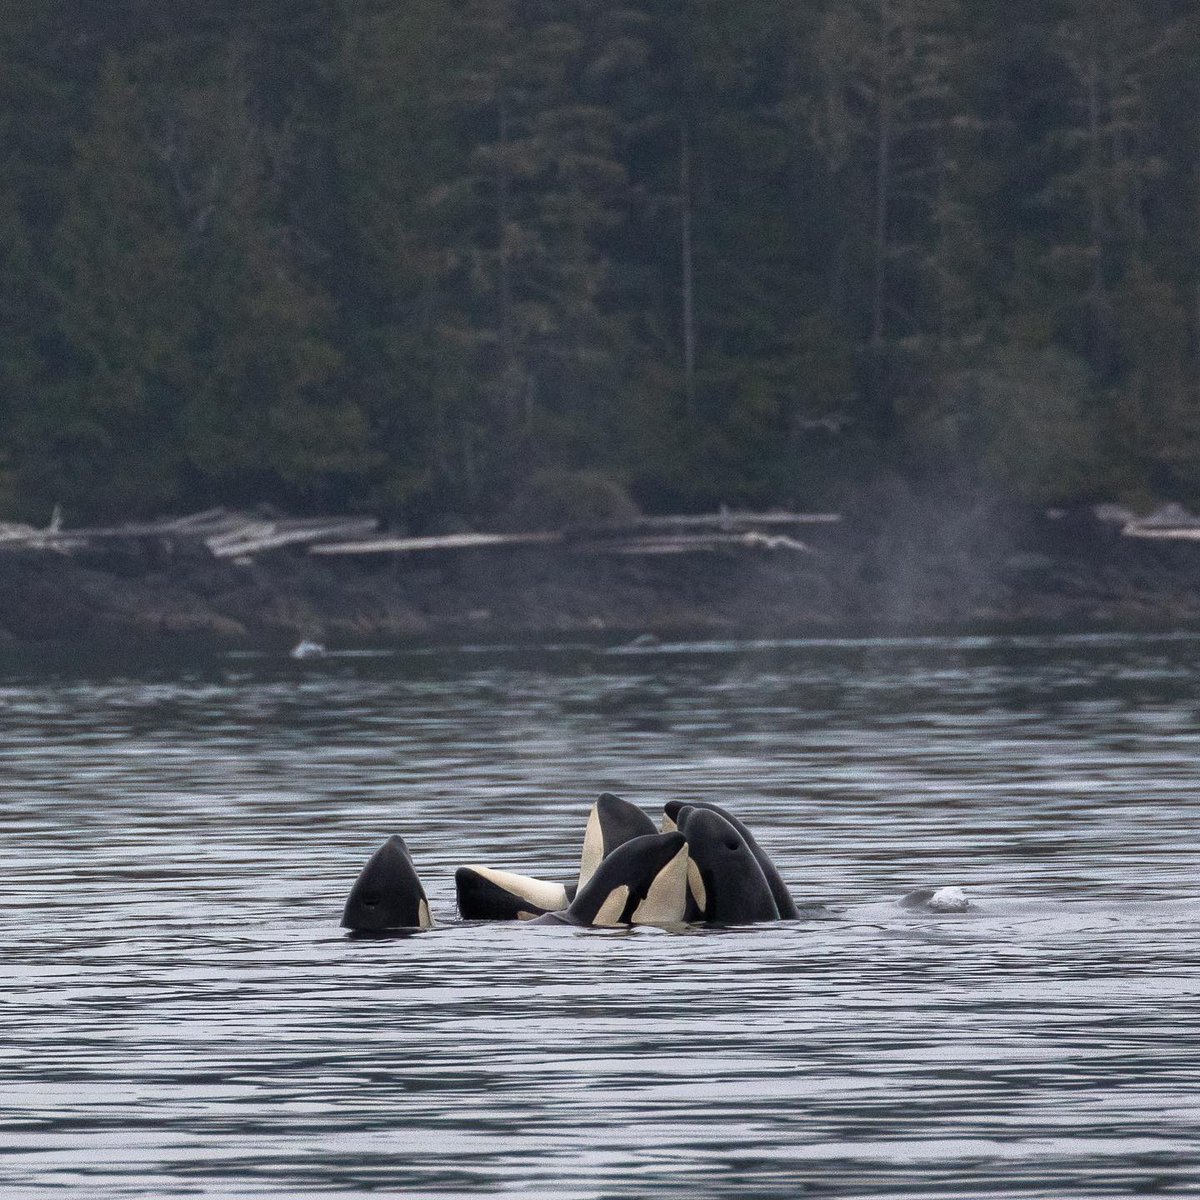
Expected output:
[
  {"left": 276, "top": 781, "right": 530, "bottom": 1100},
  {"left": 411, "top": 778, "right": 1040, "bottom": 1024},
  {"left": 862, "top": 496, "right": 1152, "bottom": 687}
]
[{"left": 341, "top": 792, "right": 971, "bottom": 932}]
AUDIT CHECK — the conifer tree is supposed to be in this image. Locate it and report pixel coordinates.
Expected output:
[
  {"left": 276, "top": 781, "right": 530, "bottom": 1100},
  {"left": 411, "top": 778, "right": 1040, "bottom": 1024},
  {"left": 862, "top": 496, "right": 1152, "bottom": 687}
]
[{"left": 44, "top": 51, "right": 193, "bottom": 516}]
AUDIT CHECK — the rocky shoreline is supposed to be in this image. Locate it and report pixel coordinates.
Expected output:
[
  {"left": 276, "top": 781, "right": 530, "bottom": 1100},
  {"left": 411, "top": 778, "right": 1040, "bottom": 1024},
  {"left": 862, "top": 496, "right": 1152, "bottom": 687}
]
[{"left": 2, "top": 496, "right": 1200, "bottom": 648}]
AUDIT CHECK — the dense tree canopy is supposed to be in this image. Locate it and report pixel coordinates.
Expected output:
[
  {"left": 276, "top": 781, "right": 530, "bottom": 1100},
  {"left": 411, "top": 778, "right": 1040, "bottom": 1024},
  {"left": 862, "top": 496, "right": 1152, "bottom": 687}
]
[{"left": 1, "top": 0, "right": 1199, "bottom": 524}]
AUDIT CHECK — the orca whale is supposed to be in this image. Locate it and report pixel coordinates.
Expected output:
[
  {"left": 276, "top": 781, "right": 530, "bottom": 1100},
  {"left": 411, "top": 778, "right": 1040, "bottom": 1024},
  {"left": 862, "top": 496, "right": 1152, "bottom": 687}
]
[
  {"left": 662, "top": 799, "right": 799, "bottom": 919},
  {"left": 578, "top": 792, "right": 658, "bottom": 887},
  {"left": 454, "top": 792, "right": 655, "bottom": 920},
  {"left": 342, "top": 835, "right": 433, "bottom": 932},
  {"left": 454, "top": 866, "right": 573, "bottom": 920},
  {"left": 674, "top": 806, "right": 780, "bottom": 924},
  {"left": 539, "top": 832, "right": 690, "bottom": 927}
]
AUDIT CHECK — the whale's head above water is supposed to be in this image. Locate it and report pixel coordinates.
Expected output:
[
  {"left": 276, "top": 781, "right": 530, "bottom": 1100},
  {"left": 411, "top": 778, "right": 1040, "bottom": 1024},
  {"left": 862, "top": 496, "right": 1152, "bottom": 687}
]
[
  {"left": 674, "top": 806, "right": 780, "bottom": 925},
  {"left": 663, "top": 799, "right": 798, "bottom": 919},
  {"left": 342, "top": 835, "right": 432, "bottom": 932},
  {"left": 550, "top": 831, "right": 689, "bottom": 927}
]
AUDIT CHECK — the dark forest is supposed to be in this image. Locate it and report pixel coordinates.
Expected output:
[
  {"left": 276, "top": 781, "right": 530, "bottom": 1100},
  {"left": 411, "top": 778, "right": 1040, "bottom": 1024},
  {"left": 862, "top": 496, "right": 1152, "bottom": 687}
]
[{"left": 3, "top": 0, "right": 1199, "bottom": 527}]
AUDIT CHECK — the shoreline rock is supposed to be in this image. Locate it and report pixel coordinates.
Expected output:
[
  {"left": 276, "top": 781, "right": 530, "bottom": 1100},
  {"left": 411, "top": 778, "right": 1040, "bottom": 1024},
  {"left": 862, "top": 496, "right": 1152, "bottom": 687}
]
[{"left": 2, "top": 501, "right": 1200, "bottom": 648}]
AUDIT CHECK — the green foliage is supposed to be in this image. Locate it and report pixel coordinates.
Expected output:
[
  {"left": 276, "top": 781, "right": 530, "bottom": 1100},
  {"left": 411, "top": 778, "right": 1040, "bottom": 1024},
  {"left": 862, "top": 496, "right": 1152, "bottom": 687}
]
[
  {"left": 36, "top": 51, "right": 193, "bottom": 515},
  {"left": 2, "top": 0, "right": 1200, "bottom": 522},
  {"left": 503, "top": 467, "right": 639, "bottom": 529},
  {"left": 914, "top": 347, "right": 1101, "bottom": 503}
]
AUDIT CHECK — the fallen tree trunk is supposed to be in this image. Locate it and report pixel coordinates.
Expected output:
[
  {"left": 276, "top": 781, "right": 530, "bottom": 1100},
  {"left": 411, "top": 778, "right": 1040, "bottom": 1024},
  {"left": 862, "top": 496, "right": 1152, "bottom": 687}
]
[{"left": 311, "top": 531, "right": 563, "bottom": 555}]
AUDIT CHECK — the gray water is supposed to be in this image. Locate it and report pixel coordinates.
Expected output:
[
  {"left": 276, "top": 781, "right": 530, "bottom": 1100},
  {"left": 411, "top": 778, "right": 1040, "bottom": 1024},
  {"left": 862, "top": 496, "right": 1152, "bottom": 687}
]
[{"left": 2, "top": 632, "right": 1199, "bottom": 1198}]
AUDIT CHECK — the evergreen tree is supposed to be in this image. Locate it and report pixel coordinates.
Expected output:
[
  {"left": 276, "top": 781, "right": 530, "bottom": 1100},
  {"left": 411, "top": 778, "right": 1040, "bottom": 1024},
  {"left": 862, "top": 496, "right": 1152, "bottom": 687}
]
[
  {"left": 40, "top": 51, "right": 194, "bottom": 517},
  {"left": 166, "top": 40, "right": 363, "bottom": 507},
  {"left": 1005, "top": 0, "right": 1197, "bottom": 499},
  {"left": 2, "top": 0, "right": 1200, "bottom": 519}
]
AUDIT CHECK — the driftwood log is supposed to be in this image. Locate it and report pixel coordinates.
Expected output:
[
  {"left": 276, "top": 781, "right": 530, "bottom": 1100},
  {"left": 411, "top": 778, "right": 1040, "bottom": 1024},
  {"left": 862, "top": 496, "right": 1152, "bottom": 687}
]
[
  {"left": 0, "top": 506, "right": 837, "bottom": 561},
  {"left": 310, "top": 511, "right": 834, "bottom": 559}
]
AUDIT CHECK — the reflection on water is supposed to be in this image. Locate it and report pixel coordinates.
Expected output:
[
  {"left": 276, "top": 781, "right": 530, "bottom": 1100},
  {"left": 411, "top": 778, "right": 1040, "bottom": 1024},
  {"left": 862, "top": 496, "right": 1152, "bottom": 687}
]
[{"left": 2, "top": 632, "right": 1199, "bottom": 1196}]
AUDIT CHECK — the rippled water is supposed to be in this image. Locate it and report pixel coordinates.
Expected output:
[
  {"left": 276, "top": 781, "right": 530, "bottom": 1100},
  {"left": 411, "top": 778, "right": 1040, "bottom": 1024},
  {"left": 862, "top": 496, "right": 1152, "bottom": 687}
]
[{"left": 3, "top": 632, "right": 1199, "bottom": 1197}]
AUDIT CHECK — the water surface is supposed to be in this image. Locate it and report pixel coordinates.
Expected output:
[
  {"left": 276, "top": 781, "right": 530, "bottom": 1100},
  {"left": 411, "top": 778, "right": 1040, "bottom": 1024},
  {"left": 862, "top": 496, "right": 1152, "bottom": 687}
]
[{"left": 2, "top": 632, "right": 1199, "bottom": 1196}]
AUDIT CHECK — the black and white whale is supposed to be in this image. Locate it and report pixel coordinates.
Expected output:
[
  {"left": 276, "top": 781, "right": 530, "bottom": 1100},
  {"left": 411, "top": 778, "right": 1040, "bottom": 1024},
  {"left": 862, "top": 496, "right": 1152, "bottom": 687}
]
[
  {"left": 455, "top": 792, "right": 656, "bottom": 920},
  {"left": 537, "top": 831, "right": 690, "bottom": 927},
  {"left": 453, "top": 866, "right": 573, "bottom": 921},
  {"left": 578, "top": 792, "right": 657, "bottom": 887},
  {"left": 342, "top": 834, "right": 433, "bottom": 932},
  {"left": 343, "top": 797, "right": 804, "bottom": 931},
  {"left": 662, "top": 799, "right": 799, "bottom": 919},
  {"left": 673, "top": 806, "right": 781, "bottom": 924}
]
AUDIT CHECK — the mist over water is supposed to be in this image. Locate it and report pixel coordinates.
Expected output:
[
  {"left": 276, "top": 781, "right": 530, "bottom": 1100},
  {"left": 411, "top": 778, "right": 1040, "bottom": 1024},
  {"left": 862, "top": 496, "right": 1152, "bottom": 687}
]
[{"left": 2, "top": 632, "right": 1199, "bottom": 1197}]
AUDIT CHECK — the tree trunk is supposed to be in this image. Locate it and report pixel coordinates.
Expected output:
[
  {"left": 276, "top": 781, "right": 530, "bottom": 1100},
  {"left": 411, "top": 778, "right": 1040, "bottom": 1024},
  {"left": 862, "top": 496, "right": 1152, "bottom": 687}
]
[
  {"left": 871, "top": 0, "right": 893, "bottom": 349},
  {"left": 1084, "top": 53, "right": 1105, "bottom": 300},
  {"left": 680, "top": 120, "right": 696, "bottom": 417},
  {"left": 496, "top": 92, "right": 516, "bottom": 433}
]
